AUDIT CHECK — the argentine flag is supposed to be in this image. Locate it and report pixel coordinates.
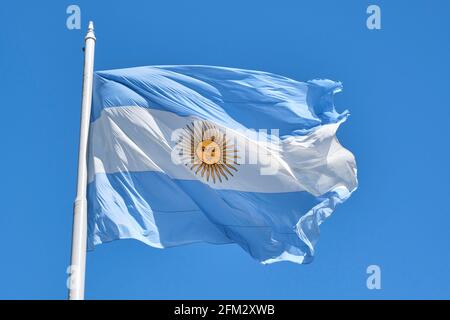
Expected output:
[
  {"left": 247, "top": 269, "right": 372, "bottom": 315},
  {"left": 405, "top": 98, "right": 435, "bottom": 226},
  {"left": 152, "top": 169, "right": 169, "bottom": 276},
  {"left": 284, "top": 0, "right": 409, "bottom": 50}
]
[{"left": 87, "top": 65, "right": 357, "bottom": 264}]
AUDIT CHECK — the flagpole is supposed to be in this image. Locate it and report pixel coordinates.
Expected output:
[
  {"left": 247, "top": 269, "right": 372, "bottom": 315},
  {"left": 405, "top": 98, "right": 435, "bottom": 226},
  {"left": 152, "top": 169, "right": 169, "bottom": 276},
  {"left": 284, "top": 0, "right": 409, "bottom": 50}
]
[{"left": 69, "top": 21, "right": 96, "bottom": 300}]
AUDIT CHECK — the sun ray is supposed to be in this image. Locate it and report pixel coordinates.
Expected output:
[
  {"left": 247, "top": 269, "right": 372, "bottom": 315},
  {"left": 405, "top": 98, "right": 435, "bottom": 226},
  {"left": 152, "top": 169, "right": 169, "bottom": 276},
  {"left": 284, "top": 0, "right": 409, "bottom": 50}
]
[
  {"left": 211, "top": 165, "right": 216, "bottom": 183},
  {"left": 225, "top": 163, "right": 238, "bottom": 172},
  {"left": 206, "top": 166, "right": 212, "bottom": 182},
  {"left": 215, "top": 164, "right": 226, "bottom": 179},
  {"left": 221, "top": 164, "right": 234, "bottom": 177},
  {"left": 195, "top": 163, "right": 205, "bottom": 175},
  {"left": 201, "top": 163, "right": 207, "bottom": 177},
  {"left": 212, "top": 165, "right": 222, "bottom": 183}
]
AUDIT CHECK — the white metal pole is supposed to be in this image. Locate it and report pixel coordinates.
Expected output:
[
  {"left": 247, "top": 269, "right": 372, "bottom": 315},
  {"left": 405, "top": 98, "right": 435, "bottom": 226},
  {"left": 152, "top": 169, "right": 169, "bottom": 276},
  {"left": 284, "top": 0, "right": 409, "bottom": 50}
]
[{"left": 69, "top": 21, "right": 96, "bottom": 300}]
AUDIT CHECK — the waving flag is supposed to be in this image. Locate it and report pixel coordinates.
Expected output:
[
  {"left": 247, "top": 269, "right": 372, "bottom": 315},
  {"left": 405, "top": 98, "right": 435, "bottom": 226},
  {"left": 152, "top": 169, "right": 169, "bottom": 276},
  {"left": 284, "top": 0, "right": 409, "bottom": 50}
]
[{"left": 87, "top": 65, "right": 357, "bottom": 264}]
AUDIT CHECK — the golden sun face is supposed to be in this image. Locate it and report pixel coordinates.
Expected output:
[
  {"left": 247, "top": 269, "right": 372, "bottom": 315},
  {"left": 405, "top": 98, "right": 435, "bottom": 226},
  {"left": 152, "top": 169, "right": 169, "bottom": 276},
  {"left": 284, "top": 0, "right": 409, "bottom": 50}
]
[
  {"left": 196, "top": 140, "right": 221, "bottom": 165},
  {"left": 175, "top": 120, "right": 239, "bottom": 183}
]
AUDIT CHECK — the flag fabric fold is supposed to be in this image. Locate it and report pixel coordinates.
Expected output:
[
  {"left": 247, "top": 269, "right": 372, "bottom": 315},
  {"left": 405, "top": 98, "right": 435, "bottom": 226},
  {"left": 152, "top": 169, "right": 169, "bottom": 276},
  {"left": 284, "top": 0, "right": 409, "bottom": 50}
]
[{"left": 87, "top": 65, "right": 357, "bottom": 264}]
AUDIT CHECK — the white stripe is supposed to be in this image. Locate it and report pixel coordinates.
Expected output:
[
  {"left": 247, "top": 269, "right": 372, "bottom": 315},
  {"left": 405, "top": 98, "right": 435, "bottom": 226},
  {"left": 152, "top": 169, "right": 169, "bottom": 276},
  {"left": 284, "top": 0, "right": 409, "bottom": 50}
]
[{"left": 88, "top": 106, "right": 357, "bottom": 195}]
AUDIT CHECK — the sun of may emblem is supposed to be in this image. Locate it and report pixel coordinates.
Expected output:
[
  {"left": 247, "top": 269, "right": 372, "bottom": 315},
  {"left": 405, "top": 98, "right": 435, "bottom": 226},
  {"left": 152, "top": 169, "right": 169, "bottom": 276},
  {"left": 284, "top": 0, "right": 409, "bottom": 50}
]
[{"left": 176, "top": 120, "right": 239, "bottom": 183}]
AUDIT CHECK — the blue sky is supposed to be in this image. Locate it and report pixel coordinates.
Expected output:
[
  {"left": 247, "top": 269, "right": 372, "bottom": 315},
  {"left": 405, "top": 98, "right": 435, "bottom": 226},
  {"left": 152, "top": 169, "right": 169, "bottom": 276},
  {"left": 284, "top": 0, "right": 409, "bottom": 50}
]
[{"left": 0, "top": 0, "right": 449, "bottom": 299}]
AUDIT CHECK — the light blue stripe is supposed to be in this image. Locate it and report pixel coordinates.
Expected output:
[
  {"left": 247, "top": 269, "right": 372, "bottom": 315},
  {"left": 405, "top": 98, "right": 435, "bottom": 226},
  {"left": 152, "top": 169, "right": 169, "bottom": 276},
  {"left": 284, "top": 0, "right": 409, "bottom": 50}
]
[
  {"left": 92, "top": 65, "right": 347, "bottom": 136},
  {"left": 87, "top": 170, "right": 344, "bottom": 263}
]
